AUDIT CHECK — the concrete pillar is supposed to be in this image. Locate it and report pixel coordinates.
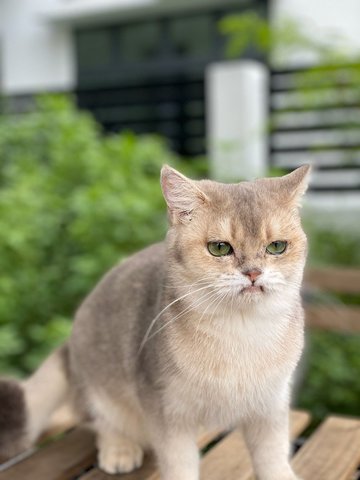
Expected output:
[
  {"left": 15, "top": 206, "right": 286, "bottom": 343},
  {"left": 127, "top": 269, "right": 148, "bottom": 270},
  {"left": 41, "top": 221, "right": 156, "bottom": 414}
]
[{"left": 206, "top": 60, "right": 269, "bottom": 182}]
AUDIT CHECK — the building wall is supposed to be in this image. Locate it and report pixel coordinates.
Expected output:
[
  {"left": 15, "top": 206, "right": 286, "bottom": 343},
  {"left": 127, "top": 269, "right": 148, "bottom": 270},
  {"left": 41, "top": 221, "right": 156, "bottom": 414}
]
[
  {"left": 2, "top": 0, "right": 360, "bottom": 94},
  {"left": 0, "top": 0, "right": 359, "bottom": 222},
  {"left": 0, "top": 0, "right": 75, "bottom": 94},
  {"left": 271, "top": 0, "right": 360, "bottom": 66}
]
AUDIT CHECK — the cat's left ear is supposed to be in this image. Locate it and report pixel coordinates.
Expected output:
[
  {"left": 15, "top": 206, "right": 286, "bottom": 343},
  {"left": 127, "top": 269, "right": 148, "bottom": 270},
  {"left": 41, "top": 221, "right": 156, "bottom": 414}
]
[
  {"left": 161, "top": 165, "right": 209, "bottom": 224},
  {"left": 279, "top": 164, "right": 312, "bottom": 206}
]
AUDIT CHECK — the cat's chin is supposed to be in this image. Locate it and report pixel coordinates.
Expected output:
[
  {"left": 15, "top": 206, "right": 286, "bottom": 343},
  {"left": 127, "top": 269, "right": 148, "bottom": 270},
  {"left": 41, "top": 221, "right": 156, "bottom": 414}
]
[{"left": 240, "top": 285, "right": 264, "bottom": 294}]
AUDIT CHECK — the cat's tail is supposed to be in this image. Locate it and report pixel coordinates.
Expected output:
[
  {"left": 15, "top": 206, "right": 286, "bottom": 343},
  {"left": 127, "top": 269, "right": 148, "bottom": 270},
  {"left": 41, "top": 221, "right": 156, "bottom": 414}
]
[{"left": 0, "top": 344, "right": 77, "bottom": 459}]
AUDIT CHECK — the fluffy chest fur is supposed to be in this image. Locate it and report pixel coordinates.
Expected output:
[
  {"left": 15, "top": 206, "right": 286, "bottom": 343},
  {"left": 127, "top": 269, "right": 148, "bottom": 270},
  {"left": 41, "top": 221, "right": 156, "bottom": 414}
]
[{"left": 162, "top": 300, "right": 304, "bottom": 430}]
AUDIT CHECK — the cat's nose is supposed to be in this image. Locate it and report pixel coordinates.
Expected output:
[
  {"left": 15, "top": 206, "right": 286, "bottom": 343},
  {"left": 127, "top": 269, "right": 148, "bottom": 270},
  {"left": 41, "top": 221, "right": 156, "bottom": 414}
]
[{"left": 243, "top": 268, "right": 262, "bottom": 283}]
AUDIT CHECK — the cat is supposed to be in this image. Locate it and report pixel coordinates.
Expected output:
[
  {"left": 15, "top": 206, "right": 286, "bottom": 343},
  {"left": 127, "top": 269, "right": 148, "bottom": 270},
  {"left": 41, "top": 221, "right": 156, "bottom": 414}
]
[{"left": 0, "top": 164, "right": 310, "bottom": 480}]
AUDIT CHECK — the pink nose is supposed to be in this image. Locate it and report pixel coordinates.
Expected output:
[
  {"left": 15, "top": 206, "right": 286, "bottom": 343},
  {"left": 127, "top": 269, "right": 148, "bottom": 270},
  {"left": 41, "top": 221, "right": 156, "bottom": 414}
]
[{"left": 243, "top": 269, "right": 262, "bottom": 283}]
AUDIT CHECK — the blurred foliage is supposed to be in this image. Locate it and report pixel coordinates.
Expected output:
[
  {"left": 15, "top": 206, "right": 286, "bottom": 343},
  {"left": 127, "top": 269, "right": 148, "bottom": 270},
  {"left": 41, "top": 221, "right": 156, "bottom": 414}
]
[
  {"left": 298, "top": 223, "right": 360, "bottom": 422},
  {"left": 298, "top": 330, "right": 360, "bottom": 424},
  {"left": 306, "top": 223, "right": 360, "bottom": 267},
  {"left": 219, "top": 10, "right": 358, "bottom": 63},
  {"left": 220, "top": 11, "right": 360, "bottom": 148},
  {"left": 0, "top": 95, "right": 206, "bottom": 376}
]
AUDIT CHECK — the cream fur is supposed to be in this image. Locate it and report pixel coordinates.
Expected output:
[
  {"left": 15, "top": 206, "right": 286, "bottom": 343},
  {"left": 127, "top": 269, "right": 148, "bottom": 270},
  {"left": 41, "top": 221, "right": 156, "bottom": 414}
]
[
  {"left": 0, "top": 166, "right": 310, "bottom": 480},
  {"left": 22, "top": 348, "right": 70, "bottom": 444}
]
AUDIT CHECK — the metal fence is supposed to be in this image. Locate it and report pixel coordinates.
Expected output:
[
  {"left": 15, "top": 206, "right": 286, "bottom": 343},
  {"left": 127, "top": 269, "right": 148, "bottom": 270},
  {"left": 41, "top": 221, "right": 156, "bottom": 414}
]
[
  {"left": 77, "top": 75, "right": 205, "bottom": 157},
  {"left": 75, "top": 0, "right": 267, "bottom": 157},
  {"left": 269, "top": 64, "right": 360, "bottom": 192}
]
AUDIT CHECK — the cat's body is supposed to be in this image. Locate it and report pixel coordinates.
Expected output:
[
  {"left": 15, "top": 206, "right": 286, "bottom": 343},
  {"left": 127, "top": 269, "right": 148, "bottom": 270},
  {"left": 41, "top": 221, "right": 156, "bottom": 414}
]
[{"left": 0, "top": 165, "right": 310, "bottom": 480}]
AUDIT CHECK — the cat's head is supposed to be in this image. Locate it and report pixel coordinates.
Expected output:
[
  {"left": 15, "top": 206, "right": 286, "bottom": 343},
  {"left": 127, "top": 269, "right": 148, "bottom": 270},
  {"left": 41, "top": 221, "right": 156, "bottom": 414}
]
[{"left": 161, "top": 165, "right": 310, "bottom": 309}]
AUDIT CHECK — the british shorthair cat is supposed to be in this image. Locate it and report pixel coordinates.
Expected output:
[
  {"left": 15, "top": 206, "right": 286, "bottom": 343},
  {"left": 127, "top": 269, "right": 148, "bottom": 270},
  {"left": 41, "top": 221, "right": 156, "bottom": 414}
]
[{"left": 0, "top": 165, "right": 310, "bottom": 480}]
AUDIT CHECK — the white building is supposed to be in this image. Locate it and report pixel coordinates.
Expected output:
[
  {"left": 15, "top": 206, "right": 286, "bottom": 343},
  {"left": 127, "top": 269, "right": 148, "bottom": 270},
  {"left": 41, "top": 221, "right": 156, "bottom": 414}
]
[
  {"left": 1, "top": 1, "right": 359, "bottom": 94},
  {"left": 1, "top": 0, "right": 360, "bottom": 225}
]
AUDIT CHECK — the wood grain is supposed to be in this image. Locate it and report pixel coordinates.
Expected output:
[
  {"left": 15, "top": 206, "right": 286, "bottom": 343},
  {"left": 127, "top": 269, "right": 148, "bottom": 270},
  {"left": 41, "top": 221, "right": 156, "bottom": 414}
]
[
  {"left": 4, "top": 412, "right": 359, "bottom": 480},
  {"left": 304, "top": 268, "right": 360, "bottom": 294},
  {"left": 0, "top": 428, "right": 96, "bottom": 480},
  {"left": 292, "top": 415, "right": 360, "bottom": 480},
  {"left": 305, "top": 304, "right": 360, "bottom": 333},
  {"left": 198, "top": 410, "right": 311, "bottom": 480}
]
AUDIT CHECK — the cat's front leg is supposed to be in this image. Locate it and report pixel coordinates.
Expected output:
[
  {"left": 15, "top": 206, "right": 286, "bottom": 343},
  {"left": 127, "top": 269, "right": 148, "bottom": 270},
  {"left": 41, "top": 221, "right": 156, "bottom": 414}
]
[
  {"left": 242, "top": 407, "right": 300, "bottom": 480},
  {"left": 149, "top": 426, "right": 199, "bottom": 480}
]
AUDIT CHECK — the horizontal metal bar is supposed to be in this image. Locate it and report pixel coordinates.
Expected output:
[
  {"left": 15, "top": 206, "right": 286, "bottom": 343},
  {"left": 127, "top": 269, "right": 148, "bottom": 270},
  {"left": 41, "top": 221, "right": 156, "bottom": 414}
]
[
  {"left": 270, "top": 163, "right": 360, "bottom": 171},
  {"left": 270, "top": 145, "right": 360, "bottom": 153},
  {"left": 272, "top": 124, "right": 360, "bottom": 133},
  {"left": 309, "top": 185, "right": 360, "bottom": 192}
]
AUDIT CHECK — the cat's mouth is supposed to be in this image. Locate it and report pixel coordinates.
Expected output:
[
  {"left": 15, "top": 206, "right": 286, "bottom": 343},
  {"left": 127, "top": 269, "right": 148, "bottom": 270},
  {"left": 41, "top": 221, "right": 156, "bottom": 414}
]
[{"left": 241, "top": 285, "right": 264, "bottom": 294}]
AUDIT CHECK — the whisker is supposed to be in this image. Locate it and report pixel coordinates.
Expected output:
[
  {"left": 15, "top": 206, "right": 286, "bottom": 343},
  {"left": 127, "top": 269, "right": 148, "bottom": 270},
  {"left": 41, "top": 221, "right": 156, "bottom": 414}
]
[
  {"left": 208, "top": 290, "right": 229, "bottom": 326},
  {"left": 219, "top": 291, "right": 233, "bottom": 327},
  {"left": 163, "top": 278, "right": 216, "bottom": 290},
  {"left": 194, "top": 290, "right": 222, "bottom": 336},
  {"left": 163, "top": 274, "right": 219, "bottom": 290},
  {"left": 138, "top": 283, "right": 214, "bottom": 354},
  {"left": 230, "top": 289, "right": 236, "bottom": 319},
  {"left": 145, "top": 287, "right": 218, "bottom": 345}
]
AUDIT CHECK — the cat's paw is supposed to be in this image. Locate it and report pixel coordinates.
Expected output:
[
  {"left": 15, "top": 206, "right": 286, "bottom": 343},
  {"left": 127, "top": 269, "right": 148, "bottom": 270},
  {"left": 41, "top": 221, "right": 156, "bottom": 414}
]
[{"left": 98, "top": 437, "right": 143, "bottom": 474}]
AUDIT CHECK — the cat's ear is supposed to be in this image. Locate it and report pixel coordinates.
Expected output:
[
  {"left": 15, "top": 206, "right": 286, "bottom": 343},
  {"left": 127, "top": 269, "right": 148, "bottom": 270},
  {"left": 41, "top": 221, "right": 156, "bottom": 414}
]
[
  {"left": 160, "top": 165, "right": 208, "bottom": 224},
  {"left": 279, "top": 164, "right": 311, "bottom": 205}
]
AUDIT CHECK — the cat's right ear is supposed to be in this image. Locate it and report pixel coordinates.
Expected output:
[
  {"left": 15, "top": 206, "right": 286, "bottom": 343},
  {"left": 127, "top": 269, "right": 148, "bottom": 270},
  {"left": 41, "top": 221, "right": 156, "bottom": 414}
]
[
  {"left": 160, "top": 165, "right": 208, "bottom": 224},
  {"left": 279, "top": 164, "right": 312, "bottom": 206}
]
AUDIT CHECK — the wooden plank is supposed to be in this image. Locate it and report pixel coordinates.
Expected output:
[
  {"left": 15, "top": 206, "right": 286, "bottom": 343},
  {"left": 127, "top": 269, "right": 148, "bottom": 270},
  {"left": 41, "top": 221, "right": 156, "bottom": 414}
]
[
  {"left": 81, "top": 452, "right": 157, "bottom": 480},
  {"left": 292, "top": 415, "right": 360, "bottom": 480},
  {"left": 200, "top": 431, "right": 249, "bottom": 480},
  {"left": 0, "top": 428, "right": 96, "bottom": 480},
  {"left": 305, "top": 305, "right": 360, "bottom": 333},
  {"left": 198, "top": 410, "right": 311, "bottom": 480},
  {"left": 80, "top": 428, "right": 222, "bottom": 480},
  {"left": 304, "top": 268, "right": 360, "bottom": 294}
]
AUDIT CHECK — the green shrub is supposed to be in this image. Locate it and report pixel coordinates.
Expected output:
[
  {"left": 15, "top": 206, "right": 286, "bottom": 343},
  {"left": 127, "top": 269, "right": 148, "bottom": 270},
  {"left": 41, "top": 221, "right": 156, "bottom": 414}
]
[
  {"left": 306, "top": 221, "right": 360, "bottom": 267},
  {"left": 297, "top": 331, "right": 360, "bottom": 424},
  {"left": 296, "top": 224, "right": 360, "bottom": 421},
  {"left": 0, "top": 95, "right": 206, "bottom": 376}
]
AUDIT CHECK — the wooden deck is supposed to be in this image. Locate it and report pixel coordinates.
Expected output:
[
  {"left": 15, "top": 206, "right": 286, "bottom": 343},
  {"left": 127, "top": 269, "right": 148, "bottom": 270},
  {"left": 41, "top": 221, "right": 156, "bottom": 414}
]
[
  {"left": 304, "top": 267, "right": 360, "bottom": 333},
  {"left": 1, "top": 266, "right": 359, "bottom": 479},
  {"left": 0, "top": 410, "right": 359, "bottom": 480}
]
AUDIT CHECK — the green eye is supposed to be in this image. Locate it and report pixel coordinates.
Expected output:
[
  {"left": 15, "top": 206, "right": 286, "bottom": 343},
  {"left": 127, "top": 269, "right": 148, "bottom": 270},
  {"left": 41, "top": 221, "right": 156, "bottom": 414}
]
[
  {"left": 207, "top": 241, "right": 233, "bottom": 257},
  {"left": 266, "top": 241, "right": 287, "bottom": 255}
]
